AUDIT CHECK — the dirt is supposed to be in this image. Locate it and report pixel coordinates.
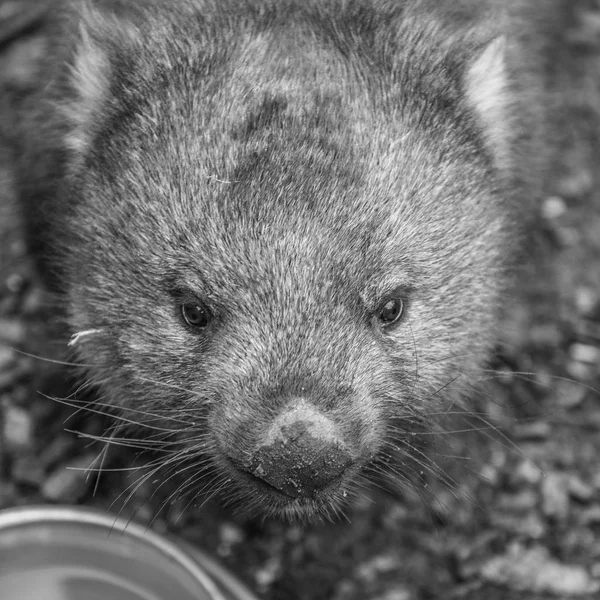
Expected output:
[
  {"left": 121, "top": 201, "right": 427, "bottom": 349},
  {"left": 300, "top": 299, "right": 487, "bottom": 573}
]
[{"left": 1, "top": 2, "right": 600, "bottom": 599}]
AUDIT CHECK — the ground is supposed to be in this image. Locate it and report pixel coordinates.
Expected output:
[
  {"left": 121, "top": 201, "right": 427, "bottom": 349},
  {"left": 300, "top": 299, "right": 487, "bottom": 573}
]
[{"left": 1, "top": 2, "right": 600, "bottom": 599}]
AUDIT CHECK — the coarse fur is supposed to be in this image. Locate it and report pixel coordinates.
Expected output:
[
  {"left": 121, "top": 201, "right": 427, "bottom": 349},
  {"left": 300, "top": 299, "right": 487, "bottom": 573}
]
[{"left": 4, "top": 0, "right": 549, "bottom": 520}]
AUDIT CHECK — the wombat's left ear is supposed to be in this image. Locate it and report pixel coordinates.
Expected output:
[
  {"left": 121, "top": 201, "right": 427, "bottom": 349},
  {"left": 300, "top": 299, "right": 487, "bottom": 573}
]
[
  {"left": 464, "top": 36, "right": 511, "bottom": 168},
  {"left": 65, "top": 16, "right": 110, "bottom": 155},
  {"left": 64, "top": 3, "right": 141, "bottom": 157}
]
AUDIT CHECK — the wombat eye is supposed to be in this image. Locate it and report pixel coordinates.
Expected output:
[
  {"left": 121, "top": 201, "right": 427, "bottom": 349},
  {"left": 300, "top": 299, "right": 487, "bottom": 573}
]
[
  {"left": 377, "top": 297, "right": 404, "bottom": 326},
  {"left": 181, "top": 301, "right": 211, "bottom": 329}
]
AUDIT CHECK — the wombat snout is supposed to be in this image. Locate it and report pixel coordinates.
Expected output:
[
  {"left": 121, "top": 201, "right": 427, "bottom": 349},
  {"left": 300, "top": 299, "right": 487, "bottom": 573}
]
[{"left": 239, "top": 400, "right": 354, "bottom": 498}]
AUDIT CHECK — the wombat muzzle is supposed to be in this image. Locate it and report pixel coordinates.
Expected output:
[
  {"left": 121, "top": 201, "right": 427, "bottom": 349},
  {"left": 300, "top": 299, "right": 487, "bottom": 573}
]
[{"left": 240, "top": 400, "right": 355, "bottom": 498}]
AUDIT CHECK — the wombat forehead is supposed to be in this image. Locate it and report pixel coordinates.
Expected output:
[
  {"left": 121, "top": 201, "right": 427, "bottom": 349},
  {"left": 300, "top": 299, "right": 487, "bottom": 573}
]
[
  {"left": 169, "top": 199, "right": 419, "bottom": 312},
  {"left": 181, "top": 218, "right": 380, "bottom": 293},
  {"left": 146, "top": 128, "right": 454, "bottom": 293}
]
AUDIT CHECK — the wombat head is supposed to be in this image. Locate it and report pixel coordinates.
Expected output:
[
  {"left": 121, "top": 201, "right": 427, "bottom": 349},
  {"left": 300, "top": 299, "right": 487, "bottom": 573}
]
[{"left": 53, "top": 0, "right": 516, "bottom": 520}]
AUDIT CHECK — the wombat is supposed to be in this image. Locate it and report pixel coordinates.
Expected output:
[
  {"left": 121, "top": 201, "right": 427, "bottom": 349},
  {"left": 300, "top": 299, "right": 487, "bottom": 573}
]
[{"left": 2, "top": 0, "right": 551, "bottom": 520}]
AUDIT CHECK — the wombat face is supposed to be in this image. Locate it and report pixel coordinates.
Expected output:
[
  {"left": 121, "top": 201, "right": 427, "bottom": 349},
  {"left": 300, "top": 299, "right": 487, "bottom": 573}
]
[{"left": 55, "top": 1, "right": 513, "bottom": 520}]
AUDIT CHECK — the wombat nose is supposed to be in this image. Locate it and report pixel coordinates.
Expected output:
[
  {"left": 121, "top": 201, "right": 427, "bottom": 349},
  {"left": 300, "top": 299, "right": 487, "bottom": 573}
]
[{"left": 244, "top": 402, "right": 354, "bottom": 498}]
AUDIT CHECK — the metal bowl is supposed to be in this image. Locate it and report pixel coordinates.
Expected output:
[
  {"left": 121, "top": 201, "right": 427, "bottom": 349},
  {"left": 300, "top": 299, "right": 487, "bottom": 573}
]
[{"left": 0, "top": 505, "right": 259, "bottom": 600}]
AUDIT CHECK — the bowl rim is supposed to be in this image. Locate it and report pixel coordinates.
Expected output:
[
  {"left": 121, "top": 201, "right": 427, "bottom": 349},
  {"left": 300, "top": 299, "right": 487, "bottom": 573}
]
[{"left": 0, "top": 505, "right": 232, "bottom": 600}]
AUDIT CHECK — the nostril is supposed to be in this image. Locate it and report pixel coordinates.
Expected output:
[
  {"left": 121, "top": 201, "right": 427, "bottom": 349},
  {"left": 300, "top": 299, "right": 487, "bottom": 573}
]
[
  {"left": 245, "top": 416, "right": 354, "bottom": 498},
  {"left": 249, "top": 437, "right": 353, "bottom": 498}
]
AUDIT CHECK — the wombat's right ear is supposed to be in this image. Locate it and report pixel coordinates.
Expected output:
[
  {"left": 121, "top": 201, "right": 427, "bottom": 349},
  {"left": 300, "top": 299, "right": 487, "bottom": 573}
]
[
  {"left": 63, "top": 3, "right": 140, "bottom": 157},
  {"left": 465, "top": 36, "right": 512, "bottom": 170}
]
